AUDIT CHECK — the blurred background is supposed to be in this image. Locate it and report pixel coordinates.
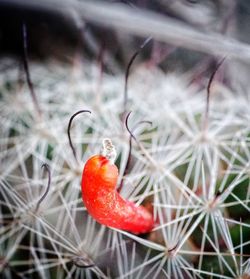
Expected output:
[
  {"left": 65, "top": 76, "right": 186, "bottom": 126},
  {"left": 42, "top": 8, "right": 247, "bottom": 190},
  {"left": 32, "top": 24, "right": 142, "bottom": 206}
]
[
  {"left": 0, "top": 0, "right": 249, "bottom": 92},
  {"left": 0, "top": 1, "right": 249, "bottom": 65}
]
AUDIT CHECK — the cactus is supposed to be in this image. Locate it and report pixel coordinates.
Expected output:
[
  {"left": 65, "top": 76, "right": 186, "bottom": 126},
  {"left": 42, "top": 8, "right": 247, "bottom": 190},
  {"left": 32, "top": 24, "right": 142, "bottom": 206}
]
[
  {"left": 0, "top": 1, "right": 250, "bottom": 276},
  {"left": 0, "top": 52, "right": 249, "bottom": 279}
]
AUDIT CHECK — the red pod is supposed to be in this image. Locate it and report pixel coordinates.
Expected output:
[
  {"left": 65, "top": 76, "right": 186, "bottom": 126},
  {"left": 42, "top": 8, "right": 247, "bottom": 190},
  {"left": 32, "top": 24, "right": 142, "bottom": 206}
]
[{"left": 81, "top": 139, "right": 154, "bottom": 234}]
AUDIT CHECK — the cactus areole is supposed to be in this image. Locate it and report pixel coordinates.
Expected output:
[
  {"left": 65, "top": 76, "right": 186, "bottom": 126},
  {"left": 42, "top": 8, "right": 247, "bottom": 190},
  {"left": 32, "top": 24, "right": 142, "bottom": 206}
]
[{"left": 81, "top": 139, "right": 154, "bottom": 234}]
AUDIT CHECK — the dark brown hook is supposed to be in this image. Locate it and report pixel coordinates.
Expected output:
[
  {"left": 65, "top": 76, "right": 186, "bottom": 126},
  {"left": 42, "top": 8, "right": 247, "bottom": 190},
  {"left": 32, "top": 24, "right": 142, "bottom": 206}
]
[
  {"left": 67, "top": 110, "right": 92, "bottom": 162},
  {"left": 123, "top": 37, "right": 152, "bottom": 113},
  {"left": 35, "top": 163, "right": 51, "bottom": 212}
]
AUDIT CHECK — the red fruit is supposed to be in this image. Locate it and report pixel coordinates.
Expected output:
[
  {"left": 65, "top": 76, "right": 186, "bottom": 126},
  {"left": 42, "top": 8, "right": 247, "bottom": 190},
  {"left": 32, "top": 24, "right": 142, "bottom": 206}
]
[{"left": 81, "top": 140, "right": 154, "bottom": 234}]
